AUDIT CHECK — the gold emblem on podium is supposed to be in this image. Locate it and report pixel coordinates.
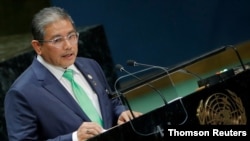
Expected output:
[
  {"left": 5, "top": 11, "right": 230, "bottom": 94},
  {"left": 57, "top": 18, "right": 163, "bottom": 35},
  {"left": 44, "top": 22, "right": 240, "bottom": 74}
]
[{"left": 196, "top": 89, "right": 247, "bottom": 125}]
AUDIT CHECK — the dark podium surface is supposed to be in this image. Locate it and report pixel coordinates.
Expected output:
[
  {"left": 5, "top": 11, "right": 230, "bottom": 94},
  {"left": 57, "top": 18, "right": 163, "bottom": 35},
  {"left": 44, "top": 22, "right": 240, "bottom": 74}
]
[{"left": 89, "top": 69, "right": 250, "bottom": 140}]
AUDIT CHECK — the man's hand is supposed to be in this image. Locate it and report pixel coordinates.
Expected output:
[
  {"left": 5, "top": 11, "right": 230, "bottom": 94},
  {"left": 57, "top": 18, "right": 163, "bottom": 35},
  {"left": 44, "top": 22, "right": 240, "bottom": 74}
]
[
  {"left": 77, "top": 122, "right": 103, "bottom": 141},
  {"left": 117, "top": 110, "right": 143, "bottom": 125}
]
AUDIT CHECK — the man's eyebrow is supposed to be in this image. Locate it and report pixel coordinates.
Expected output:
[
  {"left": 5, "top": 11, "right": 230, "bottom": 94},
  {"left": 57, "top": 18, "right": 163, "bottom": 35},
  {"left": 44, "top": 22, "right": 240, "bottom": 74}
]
[{"left": 45, "top": 29, "right": 77, "bottom": 40}]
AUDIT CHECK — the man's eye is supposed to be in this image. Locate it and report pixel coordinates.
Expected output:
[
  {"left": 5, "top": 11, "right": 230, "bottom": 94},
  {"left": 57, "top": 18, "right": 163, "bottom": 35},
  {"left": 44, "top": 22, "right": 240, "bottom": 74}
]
[
  {"left": 68, "top": 34, "right": 76, "bottom": 40},
  {"left": 52, "top": 38, "right": 63, "bottom": 44}
]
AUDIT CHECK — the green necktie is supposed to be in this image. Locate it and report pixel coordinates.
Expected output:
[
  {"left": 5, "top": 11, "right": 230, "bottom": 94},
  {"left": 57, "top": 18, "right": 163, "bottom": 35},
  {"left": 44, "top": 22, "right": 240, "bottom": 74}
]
[{"left": 63, "top": 69, "right": 103, "bottom": 127}]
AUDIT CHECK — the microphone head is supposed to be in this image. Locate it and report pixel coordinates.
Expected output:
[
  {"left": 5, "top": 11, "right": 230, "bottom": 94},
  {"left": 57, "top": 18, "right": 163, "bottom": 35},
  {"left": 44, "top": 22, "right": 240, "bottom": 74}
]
[
  {"left": 115, "top": 64, "right": 124, "bottom": 72},
  {"left": 126, "top": 60, "right": 136, "bottom": 66}
]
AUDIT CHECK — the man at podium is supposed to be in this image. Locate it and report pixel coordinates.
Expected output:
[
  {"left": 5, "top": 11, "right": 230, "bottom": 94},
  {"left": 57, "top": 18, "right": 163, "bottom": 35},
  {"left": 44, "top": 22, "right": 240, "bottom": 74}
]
[{"left": 4, "top": 6, "right": 142, "bottom": 141}]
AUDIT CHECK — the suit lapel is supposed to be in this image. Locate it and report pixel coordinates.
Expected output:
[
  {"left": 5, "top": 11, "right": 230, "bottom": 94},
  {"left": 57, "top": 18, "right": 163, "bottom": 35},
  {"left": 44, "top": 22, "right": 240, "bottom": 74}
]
[
  {"left": 32, "top": 58, "right": 90, "bottom": 120},
  {"left": 74, "top": 59, "right": 107, "bottom": 118},
  {"left": 74, "top": 60, "right": 101, "bottom": 96}
]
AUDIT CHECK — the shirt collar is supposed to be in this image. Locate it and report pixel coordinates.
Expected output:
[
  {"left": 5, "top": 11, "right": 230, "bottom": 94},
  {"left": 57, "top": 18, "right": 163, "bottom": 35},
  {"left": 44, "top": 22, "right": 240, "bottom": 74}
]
[{"left": 37, "top": 55, "right": 79, "bottom": 79}]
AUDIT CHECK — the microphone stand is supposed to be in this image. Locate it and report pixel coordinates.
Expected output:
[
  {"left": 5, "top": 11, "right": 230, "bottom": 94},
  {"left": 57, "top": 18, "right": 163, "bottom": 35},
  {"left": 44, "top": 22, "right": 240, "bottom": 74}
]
[
  {"left": 114, "top": 65, "right": 166, "bottom": 137},
  {"left": 113, "top": 74, "right": 135, "bottom": 119}
]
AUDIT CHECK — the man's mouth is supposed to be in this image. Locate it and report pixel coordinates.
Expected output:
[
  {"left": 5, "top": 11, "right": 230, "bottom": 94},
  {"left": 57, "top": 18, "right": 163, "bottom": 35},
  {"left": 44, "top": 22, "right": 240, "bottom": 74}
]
[{"left": 63, "top": 53, "right": 73, "bottom": 57}]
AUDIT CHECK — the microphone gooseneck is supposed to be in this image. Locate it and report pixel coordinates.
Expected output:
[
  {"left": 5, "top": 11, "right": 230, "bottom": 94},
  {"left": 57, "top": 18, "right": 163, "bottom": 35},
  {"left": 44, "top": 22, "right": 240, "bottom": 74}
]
[
  {"left": 113, "top": 64, "right": 136, "bottom": 119},
  {"left": 115, "top": 64, "right": 168, "bottom": 106},
  {"left": 226, "top": 45, "right": 246, "bottom": 71},
  {"left": 127, "top": 60, "right": 168, "bottom": 69},
  {"left": 115, "top": 64, "right": 166, "bottom": 137},
  {"left": 177, "top": 69, "right": 203, "bottom": 80},
  {"left": 126, "top": 60, "right": 174, "bottom": 87},
  {"left": 126, "top": 59, "right": 188, "bottom": 125},
  {"left": 128, "top": 60, "right": 203, "bottom": 87}
]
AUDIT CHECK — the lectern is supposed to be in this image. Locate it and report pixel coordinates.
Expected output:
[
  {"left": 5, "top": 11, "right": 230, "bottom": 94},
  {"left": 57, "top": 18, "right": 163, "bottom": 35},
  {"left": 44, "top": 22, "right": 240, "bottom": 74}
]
[{"left": 89, "top": 42, "right": 250, "bottom": 140}]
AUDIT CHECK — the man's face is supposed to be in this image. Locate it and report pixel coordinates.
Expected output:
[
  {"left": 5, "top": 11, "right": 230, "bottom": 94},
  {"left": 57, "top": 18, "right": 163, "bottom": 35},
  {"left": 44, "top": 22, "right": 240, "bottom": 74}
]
[{"left": 35, "top": 19, "right": 78, "bottom": 69}]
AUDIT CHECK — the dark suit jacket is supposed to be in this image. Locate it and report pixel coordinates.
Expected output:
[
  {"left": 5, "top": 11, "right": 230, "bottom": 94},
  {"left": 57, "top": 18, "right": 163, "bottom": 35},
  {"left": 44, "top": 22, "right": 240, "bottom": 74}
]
[{"left": 4, "top": 57, "right": 126, "bottom": 141}]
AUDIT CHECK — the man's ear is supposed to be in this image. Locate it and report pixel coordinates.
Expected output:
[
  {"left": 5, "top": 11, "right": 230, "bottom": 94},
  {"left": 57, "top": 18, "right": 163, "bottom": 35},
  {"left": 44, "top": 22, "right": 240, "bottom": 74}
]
[{"left": 31, "top": 40, "right": 42, "bottom": 55}]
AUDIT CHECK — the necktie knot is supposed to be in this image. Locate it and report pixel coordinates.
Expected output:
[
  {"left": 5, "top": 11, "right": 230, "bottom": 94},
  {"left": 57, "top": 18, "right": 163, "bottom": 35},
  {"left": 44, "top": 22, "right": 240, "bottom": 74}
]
[{"left": 63, "top": 69, "right": 74, "bottom": 81}]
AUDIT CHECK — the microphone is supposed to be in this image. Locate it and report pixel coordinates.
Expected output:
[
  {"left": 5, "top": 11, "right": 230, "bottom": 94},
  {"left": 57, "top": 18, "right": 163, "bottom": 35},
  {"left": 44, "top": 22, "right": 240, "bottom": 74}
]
[
  {"left": 115, "top": 64, "right": 124, "bottom": 72},
  {"left": 115, "top": 64, "right": 168, "bottom": 105},
  {"left": 126, "top": 60, "right": 175, "bottom": 88},
  {"left": 127, "top": 60, "right": 168, "bottom": 69}
]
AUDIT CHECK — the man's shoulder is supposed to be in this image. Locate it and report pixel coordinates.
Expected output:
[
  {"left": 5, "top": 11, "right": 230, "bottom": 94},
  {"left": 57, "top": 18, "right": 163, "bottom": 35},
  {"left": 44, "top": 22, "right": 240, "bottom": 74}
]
[
  {"left": 76, "top": 56, "right": 91, "bottom": 61},
  {"left": 75, "top": 57, "right": 98, "bottom": 65},
  {"left": 76, "top": 57, "right": 96, "bottom": 63}
]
